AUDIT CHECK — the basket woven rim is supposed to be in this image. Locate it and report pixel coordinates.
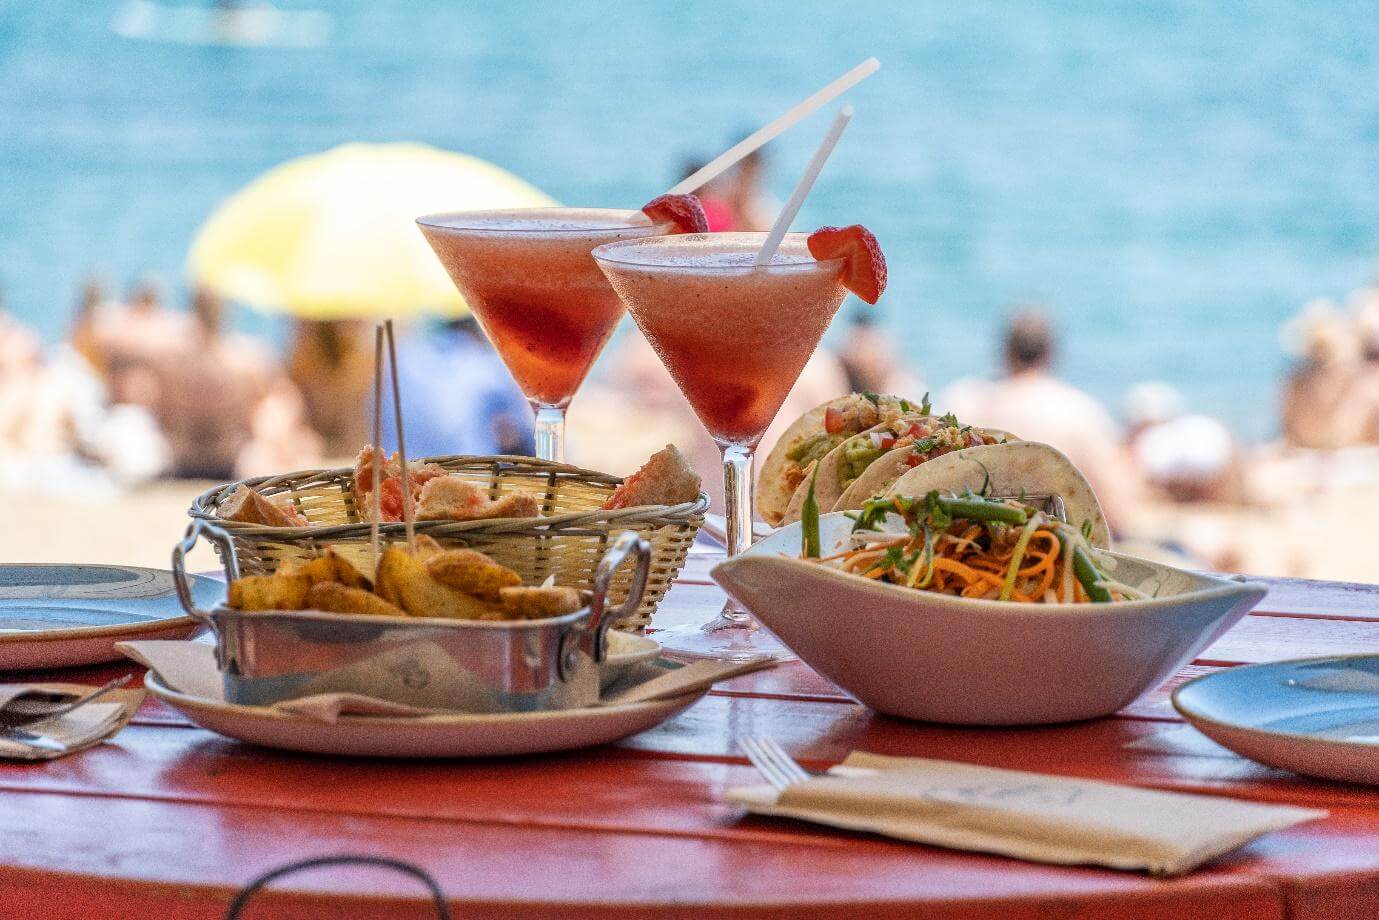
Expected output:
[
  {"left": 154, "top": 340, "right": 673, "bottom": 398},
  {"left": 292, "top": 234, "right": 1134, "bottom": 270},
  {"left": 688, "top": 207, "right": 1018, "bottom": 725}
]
[{"left": 188, "top": 453, "right": 709, "bottom": 539}]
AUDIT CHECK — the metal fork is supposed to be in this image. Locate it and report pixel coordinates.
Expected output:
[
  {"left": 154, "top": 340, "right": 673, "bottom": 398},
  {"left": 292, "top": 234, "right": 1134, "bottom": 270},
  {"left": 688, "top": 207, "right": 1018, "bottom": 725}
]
[{"left": 740, "top": 737, "right": 812, "bottom": 791}]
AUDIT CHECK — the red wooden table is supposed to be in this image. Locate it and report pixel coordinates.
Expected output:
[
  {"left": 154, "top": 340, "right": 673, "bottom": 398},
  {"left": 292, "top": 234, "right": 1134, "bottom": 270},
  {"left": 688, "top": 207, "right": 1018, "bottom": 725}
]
[{"left": 4, "top": 551, "right": 1379, "bottom": 919}]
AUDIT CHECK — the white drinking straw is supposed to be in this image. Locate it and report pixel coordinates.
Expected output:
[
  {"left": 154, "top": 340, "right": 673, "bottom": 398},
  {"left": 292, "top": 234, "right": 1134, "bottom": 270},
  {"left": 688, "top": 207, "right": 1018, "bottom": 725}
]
[
  {"left": 754, "top": 105, "right": 853, "bottom": 267},
  {"left": 666, "top": 58, "right": 878, "bottom": 197},
  {"left": 384, "top": 319, "right": 416, "bottom": 551},
  {"left": 370, "top": 325, "right": 384, "bottom": 562}
]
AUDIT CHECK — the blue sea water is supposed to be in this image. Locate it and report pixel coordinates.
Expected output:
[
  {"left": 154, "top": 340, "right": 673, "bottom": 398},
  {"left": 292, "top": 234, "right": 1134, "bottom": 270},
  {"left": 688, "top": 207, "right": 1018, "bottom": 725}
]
[{"left": 2, "top": 1, "right": 1378, "bottom": 441}]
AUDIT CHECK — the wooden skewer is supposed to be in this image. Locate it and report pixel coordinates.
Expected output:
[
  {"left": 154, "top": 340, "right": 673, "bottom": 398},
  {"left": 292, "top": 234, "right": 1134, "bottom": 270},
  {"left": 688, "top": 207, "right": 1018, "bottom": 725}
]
[
  {"left": 384, "top": 319, "right": 416, "bottom": 551},
  {"left": 370, "top": 324, "right": 384, "bottom": 562}
]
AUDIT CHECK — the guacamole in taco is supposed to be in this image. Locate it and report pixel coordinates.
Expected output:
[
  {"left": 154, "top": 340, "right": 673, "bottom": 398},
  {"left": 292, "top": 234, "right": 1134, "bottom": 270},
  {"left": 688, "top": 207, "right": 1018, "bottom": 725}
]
[{"left": 756, "top": 392, "right": 921, "bottom": 526}]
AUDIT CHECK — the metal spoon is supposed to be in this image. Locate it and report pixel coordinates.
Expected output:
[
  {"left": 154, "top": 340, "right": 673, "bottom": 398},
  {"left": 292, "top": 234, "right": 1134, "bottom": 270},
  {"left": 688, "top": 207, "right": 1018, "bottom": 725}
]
[
  {"left": 0, "top": 674, "right": 132, "bottom": 729},
  {"left": 0, "top": 727, "right": 68, "bottom": 755}
]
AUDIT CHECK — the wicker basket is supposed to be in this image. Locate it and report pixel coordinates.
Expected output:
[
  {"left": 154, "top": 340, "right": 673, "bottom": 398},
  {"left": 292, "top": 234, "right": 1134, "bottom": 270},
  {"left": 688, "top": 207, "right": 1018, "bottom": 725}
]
[{"left": 188, "top": 455, "right": 707, "bottom": 631}]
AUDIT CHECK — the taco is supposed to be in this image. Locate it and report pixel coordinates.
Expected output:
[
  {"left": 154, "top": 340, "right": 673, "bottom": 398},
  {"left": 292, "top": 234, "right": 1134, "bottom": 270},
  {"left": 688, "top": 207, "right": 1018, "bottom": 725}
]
[
  {"left": 832, "top": 423, "right": 1018, "bottom": 514},
  {"left": 756, "top": 392, "right": 920, "bottom": 526},
  {"left": 779, "top": 411, "right": 1014, "bottom": 525},
  {"left": 881, "top": 441, "right": 1111, "bottom": 548}
]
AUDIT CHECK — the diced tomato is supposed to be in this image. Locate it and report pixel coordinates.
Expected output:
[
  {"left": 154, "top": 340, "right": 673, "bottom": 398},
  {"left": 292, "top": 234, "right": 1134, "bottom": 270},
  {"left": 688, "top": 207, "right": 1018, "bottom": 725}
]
[
  {"left": 878, "top": 436, "right": 896, "bottom": 450},
  {"left": 904, "top": 453, "right": 922, "bottom": 467},
  {"left": 824, "top": 406, "right": 846, "bottom": 435}
]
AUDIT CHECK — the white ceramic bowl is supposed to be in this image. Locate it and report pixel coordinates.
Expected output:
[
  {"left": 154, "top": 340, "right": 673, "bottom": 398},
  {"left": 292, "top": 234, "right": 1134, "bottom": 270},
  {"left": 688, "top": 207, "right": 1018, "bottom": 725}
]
[{"left": 712, "top": 513, "right": 1266, "bottom": 725}]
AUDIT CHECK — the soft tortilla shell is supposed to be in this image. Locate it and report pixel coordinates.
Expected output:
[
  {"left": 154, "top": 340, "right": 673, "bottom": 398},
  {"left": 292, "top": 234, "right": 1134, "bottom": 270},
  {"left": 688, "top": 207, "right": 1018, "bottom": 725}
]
[
  {"left": 882, "top": 441, "right": 1111, "bottom": 548},
  {"left": 756, "top": 400, "right": 835, "bottom": 527},
  {"left": 779, "top": 419, "right": 902, "bottom": 525},
  {"left": 757, "top": 394, "right": 913, "bottom": 526},
  {"left": 831, "top": 429, "right": 1018, "bottom": 514}
]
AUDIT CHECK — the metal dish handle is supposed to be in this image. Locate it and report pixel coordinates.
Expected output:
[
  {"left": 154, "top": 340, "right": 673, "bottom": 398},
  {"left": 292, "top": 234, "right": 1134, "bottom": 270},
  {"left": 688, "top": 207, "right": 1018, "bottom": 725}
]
[
  {"left": 585, "top": 531, "right": 653, "bottom": 664},
  {"left": 171, "top": 519, "right": 240, "bottom": 623}
]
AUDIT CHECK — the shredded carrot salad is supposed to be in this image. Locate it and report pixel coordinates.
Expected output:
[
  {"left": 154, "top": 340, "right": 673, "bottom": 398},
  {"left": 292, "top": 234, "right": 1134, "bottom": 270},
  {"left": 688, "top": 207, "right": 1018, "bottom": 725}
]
[{"left": 809, "top": 491, "right": 1133, "bottom": 604}]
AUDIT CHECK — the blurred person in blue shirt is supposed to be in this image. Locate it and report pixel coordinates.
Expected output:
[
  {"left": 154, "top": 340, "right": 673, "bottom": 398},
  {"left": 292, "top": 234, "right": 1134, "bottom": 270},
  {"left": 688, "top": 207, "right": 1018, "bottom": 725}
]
[{"left": 381, "top": 318, "right": 533, "bottom": 458}]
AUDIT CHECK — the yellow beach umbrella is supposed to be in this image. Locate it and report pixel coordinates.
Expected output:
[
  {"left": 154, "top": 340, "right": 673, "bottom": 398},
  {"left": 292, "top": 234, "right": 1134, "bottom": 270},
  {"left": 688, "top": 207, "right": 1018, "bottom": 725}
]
[{"left": 187, "top": 142, "right": 557, "bottom": 318}]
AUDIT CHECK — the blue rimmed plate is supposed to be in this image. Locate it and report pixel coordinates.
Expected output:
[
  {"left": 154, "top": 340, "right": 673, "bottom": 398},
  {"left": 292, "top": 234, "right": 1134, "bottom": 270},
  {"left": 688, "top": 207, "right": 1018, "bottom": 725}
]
[
  {"left": 1174, "top": 656, "right": 1379, "bottom": 785},
  {"left": 0, "top": 564, "right": 221, "bottom": 671}
]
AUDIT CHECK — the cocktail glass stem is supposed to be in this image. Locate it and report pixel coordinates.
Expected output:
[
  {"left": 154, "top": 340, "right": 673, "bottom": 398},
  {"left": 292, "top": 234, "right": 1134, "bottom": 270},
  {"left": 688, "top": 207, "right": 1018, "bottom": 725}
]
[
  {"left": 706, "top": 441, "right": 757, "bottom": 629},
  {"left": 649, "top": 439, "right": 794, "bottom": 662},
  {"left": 532, "top": 403, "right": 566, "bottom": 463}
]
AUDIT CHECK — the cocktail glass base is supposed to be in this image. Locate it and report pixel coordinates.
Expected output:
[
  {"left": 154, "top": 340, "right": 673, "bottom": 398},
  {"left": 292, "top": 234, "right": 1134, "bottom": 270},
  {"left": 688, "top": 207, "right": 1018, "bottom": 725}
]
[{"left": 653, "top": 604, "right": 798, "bottom": 662}]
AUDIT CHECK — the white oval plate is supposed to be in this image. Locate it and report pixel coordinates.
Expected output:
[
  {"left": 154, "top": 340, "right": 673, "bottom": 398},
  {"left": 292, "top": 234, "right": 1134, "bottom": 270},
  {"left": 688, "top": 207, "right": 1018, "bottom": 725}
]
[
  {"left": 1174, "top": 655, "right": 1379, "bottom": 785},
  {"left": 143, "top": 669, "right": 704, "bottom": 759},
  {"left": 0, "top": 564, "right": 220, "bottom": 671},
  {"left": 603, "top": 631, "right": 660, "bottom": 689}
]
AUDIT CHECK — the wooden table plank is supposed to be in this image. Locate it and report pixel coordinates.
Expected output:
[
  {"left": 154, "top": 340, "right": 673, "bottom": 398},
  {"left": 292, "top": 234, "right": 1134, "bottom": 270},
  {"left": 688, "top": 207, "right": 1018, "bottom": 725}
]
[
  {"left": 0, "top": 788, "right": 1284, "bottom": 920},
  {"left": 1200, "top": 614, "right": 1379, "bottom": 664},
  {"left": 5, "top": 698, "right": 1375, "bottom": 828}
]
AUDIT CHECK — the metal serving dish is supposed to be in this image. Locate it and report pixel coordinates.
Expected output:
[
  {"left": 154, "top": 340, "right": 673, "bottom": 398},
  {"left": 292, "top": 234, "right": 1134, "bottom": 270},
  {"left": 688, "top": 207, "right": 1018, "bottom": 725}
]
[{"left": 172, "top": 520, "right": 651, "bottom": 713}]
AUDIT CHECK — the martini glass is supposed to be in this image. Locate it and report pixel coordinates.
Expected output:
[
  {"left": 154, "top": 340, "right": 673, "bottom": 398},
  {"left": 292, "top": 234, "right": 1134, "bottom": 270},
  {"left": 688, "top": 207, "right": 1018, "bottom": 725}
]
[
  {"left": 416, "top": 208, "right": 673, "bottom": 462},
  {"left": 594, "top": 232, "right": 849, "bottom": 660}
]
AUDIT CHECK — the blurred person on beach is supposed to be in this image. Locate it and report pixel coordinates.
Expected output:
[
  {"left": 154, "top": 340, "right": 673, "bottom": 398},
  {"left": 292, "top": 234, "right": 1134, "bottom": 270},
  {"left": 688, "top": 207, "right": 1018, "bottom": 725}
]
[
  {"left": 1123, "top": 381, "right": 1243, "bottom": 504},
  {"left": 287, "top": 319, "right": 373, "bottom": 456},
  {"left": 69, "top": 277, "right": 114, "bottom": 375},
  {"left": 0, "top": 288, "right": 169, "bottom": 494},
  {"left": 838, "top": 311, "right": 924, "bottom": 396},
  {"left": 674, "top": 141, "right": 777, "bottom": 233},
  {"left": 678, "top": 157, "right": 736, "bottom": 232},
  {"left": 725, "top": 145, "right": 777, "bottom": 232},
  {"left": 86, "top": 275, "right": 192, "bottom": 408},
  {"left": 379, "top": 318, "right": 533, "bottom": 459},
  {"left": 1279, "top": 299, "right": 1367, "bottom": 450},
  {"left": 155, "top": 287, "right": 319, "bottom": 479},
  {"left": 1349, "top": 287, "right": 1379, "bottom": 443},
  {"left": 941, "top": 308, "right": 1141, "bottom": 533}
]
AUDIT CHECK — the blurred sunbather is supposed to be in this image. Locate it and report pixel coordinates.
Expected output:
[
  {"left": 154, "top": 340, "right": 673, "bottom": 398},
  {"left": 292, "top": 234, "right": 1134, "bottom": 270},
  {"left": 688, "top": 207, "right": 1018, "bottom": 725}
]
[{"left": 941, "top": 308, "right": 1142, "bottom": 533}]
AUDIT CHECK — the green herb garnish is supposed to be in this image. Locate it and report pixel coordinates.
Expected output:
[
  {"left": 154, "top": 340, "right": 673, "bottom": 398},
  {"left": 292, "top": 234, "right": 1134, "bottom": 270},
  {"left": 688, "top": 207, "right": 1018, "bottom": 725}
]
[{"left": 801, "top": 464, "right": 822, "bottom": 558}]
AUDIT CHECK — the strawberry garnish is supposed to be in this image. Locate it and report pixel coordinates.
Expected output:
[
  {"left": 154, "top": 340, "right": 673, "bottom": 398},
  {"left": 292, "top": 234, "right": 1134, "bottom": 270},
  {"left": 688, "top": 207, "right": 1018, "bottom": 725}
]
[
  {"left": 642, "top": 194, "right": 709, "bottom": 235},
  {"left": 807, "top": 225, "right": 887, "bottom": 304}
]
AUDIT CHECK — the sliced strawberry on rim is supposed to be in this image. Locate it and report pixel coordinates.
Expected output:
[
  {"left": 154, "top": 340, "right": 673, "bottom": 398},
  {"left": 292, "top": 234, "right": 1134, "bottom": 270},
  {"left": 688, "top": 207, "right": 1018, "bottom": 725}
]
[
  {"left": 807, "top": 225, "right": 887, "bottom": 304},
  {"left": 641, "top": 194, "right": 709, "bottom": 235}
]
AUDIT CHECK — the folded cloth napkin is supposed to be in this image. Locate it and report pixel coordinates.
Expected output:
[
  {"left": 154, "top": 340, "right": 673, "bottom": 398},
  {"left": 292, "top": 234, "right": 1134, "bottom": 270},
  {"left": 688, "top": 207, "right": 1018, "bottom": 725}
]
[
  {"left": 119, "top": 640, "right": 771, "bottom": 724},
  {"left": 727, "top": 751, "right": 1326, "bottom": 875},
  {"left": 0, "top": 683, "right": 144, "bottom": 761}
]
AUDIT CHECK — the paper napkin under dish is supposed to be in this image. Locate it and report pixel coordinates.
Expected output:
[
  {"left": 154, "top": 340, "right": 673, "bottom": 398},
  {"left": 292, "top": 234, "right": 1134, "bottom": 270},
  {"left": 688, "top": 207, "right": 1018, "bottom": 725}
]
[
  {"left": 119, "top": 640, "right": 769, "bottom": 724},
  {"left": 0, "top": 684, "right": 144, "bottom": 761},
  {"left": 727, "top": 751, "right": 1326, "bottom": 875}
]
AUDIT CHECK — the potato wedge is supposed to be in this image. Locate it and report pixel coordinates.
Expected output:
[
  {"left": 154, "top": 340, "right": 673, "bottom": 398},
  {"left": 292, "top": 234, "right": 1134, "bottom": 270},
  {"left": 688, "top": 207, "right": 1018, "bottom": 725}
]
[
  {"left": 228, "top": 573, "right": 311, "bottom": 611},
  {"left": 305, "top": 582, "right": 406, "bottom": 618},
  {"left": 376, "top": 546, "right": 500, "bottom": 620},
  {"left": 413, "top": 534, "right": 444, "bottom": 561},
  {"left": 426, "top": 549, "right": 521, "bottom": 602},
  {"left": 285, "top": 548, "right": 371, "bottom": 590},
  {"left": 499, "top": 585, "right": 583, "bottom": 620}
]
